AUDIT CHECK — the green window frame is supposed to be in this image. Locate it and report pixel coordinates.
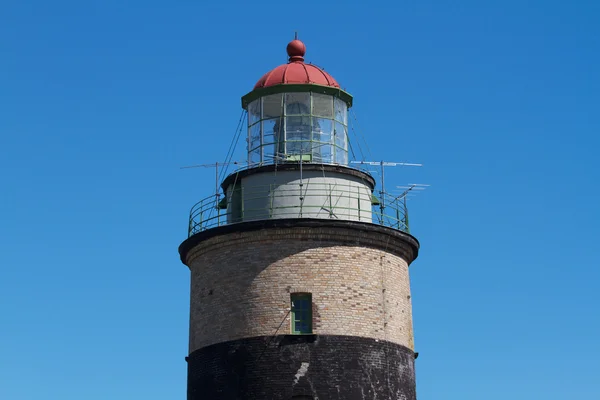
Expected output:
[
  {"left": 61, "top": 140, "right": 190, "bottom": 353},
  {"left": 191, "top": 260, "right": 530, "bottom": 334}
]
[{"left": 291, "top": 293, "right": 312, "bottom": 334}]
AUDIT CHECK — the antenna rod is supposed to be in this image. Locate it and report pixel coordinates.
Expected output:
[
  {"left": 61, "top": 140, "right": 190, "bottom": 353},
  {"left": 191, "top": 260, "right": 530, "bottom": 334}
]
[
  {"left": 350, "top": 159, "right": 422, "bottom": 216},
  {"left": 180, "top": 161, "right": 247, "bottom": 197}
]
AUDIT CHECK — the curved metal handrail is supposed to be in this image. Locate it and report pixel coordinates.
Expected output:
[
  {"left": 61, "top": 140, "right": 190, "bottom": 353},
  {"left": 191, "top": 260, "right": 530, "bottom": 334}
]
[{"left": 187, "top": 184, "right": 409, "bottom": 237}]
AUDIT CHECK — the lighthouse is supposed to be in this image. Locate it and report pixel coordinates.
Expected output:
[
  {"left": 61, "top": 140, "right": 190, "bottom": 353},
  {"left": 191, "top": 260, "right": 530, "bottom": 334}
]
[{"left": 178, "top": 38, "right": 420, "bottom": 400}]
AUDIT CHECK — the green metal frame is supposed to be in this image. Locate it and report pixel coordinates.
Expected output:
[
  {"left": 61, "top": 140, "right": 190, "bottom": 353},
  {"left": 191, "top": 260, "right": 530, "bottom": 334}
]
[
  {"left": 242, "top": 84, "right": 353, "bottom": 109},
  {"left": 291, "top": 293, "right": 312, "bottom": 334},
  {"left": 285, "top": 154, "right": 312, "bottom": 162}
]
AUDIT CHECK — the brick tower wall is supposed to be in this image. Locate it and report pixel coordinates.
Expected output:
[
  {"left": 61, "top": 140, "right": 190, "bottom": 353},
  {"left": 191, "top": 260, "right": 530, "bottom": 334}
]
[{"left": 179, "top": 219, "right": 419, "bottom": 400}]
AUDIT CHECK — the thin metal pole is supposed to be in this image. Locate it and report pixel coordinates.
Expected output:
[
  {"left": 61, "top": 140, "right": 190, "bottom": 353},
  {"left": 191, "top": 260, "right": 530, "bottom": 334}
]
[
  {"left": 357, "top": 186, "right": 361, "bottom": 221},
  {"left": 241, "top": 186, "right": 245, "bottom": 221},
  {"left": 270, "top": 183, "right": 274, "bottom": 218},
  {"left": 329, "top": 183, "right": 333, "bottom": 218},
  {"left": 404, "top": 197, "right": 409, "bottom": 233},
  {"left": 215, "top": 162, "right": 220, "bottom": 223},
  {"left": 299, "top": 157, "right": 303, "bottom": 217},
  {"left": 380, "top": 160, "right": 385, "bottom": 216}
]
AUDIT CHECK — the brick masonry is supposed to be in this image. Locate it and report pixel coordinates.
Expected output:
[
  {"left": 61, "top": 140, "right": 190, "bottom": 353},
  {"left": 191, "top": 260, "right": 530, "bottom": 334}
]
[
  {"left": 180, "top": 220, "right": 419, "bottom": 354},
  {"left": 186, "top": 334, "right": 417, "bottom": 400}
]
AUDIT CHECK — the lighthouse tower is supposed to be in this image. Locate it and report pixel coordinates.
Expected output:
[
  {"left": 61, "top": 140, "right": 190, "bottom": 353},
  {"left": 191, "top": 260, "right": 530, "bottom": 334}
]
[{"left": 179, "top": 39, "right": 420, "bottom": 400}]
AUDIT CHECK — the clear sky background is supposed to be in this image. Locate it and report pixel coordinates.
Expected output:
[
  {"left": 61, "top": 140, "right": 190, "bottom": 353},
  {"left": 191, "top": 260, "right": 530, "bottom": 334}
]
[{"left": 1, "top": 0, "right": 599, "bottom": 399}]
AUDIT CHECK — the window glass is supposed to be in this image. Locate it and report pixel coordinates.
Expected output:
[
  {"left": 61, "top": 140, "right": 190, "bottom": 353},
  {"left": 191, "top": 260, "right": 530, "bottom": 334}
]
[
  {"left": 249, "top": 94, "right": 350, "bottom": 165},
  {"left": 313, "top": 143, "right": 332, "bottom": 164},
  {"left": 261, "top": 142, "right": 276, "bottom": 163},
  {"left": 262, "top": 119, "right": 280, "bottom": 161},
  {"left": 312, "top": 118, "right": 332, "bottom": 144},
  {"left": 335, "top": 146, "right": 347, "bottom": 165},
  {"left": 286, "top": 116, "right": 311, "bottom": 156},
  {"left": 248, "top": 99, "right": 261, "bottom": 125},
  {"left": 334, "top": 121, "right": 348, "bottom": 164},
  {"left": 285, "top": 93, "right": 310, "bottom": 115},
  {"left": 249, "top": 123, "right": 261, "bottom": 151},
  {"left": 263, "top": 94, "right": 283, "bottom": 119},
  {"left": 334, "top": 122, "right": 347, "bottom": 148},
  {"left": 263, "top": 130, "right": 276, "bottom": 145},
  {"left": 263, "top": 118, "right": 279, "bottom": 139},
  {"left": 334, "top": 98, "right": 347, "bottom": 124},
  {"left": 312, "top": 93, "right": 333, "bottom": 118},
  {"left": 291, "top": 293, "right": 312, "bottom": 334},
  {"left": 249, "top": 148, "right": 261, "bottom": 165}
]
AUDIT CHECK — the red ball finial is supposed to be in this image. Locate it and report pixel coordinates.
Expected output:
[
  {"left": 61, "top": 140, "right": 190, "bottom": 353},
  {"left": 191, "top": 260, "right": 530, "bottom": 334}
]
[{"left": 287, "top": 39, "right": 306, "bottom": 62}]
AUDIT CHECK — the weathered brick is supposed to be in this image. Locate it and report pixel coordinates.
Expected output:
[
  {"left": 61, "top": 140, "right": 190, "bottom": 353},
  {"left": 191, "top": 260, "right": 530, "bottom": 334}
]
[{"left": 183, "top": 223, "right": 418, "bottom": 353}]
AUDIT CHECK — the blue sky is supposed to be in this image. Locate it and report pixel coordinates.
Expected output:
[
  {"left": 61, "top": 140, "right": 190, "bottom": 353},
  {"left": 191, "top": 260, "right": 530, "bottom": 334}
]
[{"left": 1, "top": 0, "right": 599, "bottom": 399}]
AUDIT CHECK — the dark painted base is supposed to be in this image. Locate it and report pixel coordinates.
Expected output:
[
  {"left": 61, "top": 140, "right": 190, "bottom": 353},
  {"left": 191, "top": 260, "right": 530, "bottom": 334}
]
[{"left": 187, "top": 335, "right": 416, "bottom": 400}]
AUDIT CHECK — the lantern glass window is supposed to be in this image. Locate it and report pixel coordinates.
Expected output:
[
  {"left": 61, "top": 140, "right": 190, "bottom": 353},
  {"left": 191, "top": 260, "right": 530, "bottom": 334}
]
[
  {"left": 246, "top": 92, "right": 348, "bottom": 166},
  {"left": 263, "top": 94, "right": 283, "bottom": 119},
  {"left": 249, "top": 123, "right": 261, "bottom": 150},
  {"left": 335, "top": 97, "right": 347, "bottom": 124},
  {"left": 312, "top": 93, "right": 334, "bottom": 118},
  {"left": 248, "top": 99, "right": 261, "bottom": 125}
]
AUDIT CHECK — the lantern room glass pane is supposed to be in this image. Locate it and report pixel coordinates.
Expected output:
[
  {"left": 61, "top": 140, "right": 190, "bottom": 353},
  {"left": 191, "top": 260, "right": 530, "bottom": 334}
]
[
  {"left": 285, "top": 93, "right": 310, "bottom": 115},
  {"left": 334, "top": 122, "right": 347, "bottom": 148},
  {"left": 314, "top": 142, "right": 333, "bottom": 163},
  {"left": 262, "top": 119, "right": 278, "bottom": 143},
  {"left": 263, "top": 94, "right": 283, "bottom": 118},
  {"left": 334, "top": 121, "right": 348, "bottom": 165},
  {"left": 262, "top": 118, "right": 280, "bottom": 161},
  {"left": 249, "top": 148, "right": 261, "bottom": 165},
  {"left": 335, "top": 98, "right": 347, "bottom": 124},
  {"left": 249, "top": 123, "right": 261, "bottom": 151},
  {"left": 335, "top": 146, "right": 347, "bottom": 165},
  {"left": 312, "top": 93, "right": 334, "bottom": 118},
  {"left": 248, "top": 99, "right": 261, "bottom": 126},
  {"left": 263, "top": 130, "right": 276, "bottom": 145},
  {"left": 312, "top": 118, "right": 333, "bottom": 163},
  {"left": 246, "top": 93, "right": 350, "bottom": 166},
  {"left": 312, "top": 118, "right": 332, "bottom": 144},
  {"left": 285, "top": 115, "right": 311, "bottom": 156}
]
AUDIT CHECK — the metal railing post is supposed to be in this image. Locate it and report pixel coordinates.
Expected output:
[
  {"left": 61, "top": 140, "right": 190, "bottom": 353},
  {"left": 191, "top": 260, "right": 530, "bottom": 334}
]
[
  {"left": 269, "top": 183, "right": 274, "bottom": 218},
  {"left": 328, "top": 183, "right": 333, "bottom": 218},
  {"left": 241, "top": 185, "right": 245, "bottom": 221},
  {"left": 299, "top": 182, "right": 303, "bottom": 218},
  {"left": 357, "top": 186, "right": 361, "bottom": 221},
  {"left": 217, "top": 195, "right": 221, "bottom": 226}
]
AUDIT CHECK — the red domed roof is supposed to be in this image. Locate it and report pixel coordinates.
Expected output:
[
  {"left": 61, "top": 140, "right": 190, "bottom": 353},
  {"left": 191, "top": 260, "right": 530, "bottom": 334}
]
[{"left": 253, "top": 39, "right": 340, "bottom": 89}]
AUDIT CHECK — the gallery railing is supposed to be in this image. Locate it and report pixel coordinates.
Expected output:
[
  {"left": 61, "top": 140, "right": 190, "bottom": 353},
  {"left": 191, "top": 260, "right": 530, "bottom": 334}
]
[{"left": 187, "top": 184, "right": 409, "bottom": 237}]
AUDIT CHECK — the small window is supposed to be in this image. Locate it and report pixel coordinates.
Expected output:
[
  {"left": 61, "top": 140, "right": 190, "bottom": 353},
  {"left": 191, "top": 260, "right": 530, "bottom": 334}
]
[{"left": 291, "top": 293, "right": 312, "bottom": 334}]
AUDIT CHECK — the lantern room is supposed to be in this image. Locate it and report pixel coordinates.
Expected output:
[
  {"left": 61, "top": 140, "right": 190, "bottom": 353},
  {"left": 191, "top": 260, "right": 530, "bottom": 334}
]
[
  {"left": 186, "top": 38, "right": 412, "bottom": 237},
  {"left": 241, "top": 39, "right": 353, "bottom": 166}
]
